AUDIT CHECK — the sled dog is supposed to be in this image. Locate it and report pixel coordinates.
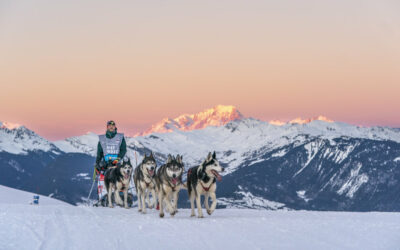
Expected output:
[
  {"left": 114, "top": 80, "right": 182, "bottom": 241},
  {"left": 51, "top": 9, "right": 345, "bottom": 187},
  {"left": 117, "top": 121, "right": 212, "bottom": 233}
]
[
  {"left": 104, "top": 159, "right": 133, "bottom": 209},
  {"left": 134, "top": 152, "right": 158, "bottom": 213},
  {"left": 187, "top": 152, "right": 224, "bottom": 218},
  {"left": 156, "top": 154, "right": 184, "bottom": 218}
]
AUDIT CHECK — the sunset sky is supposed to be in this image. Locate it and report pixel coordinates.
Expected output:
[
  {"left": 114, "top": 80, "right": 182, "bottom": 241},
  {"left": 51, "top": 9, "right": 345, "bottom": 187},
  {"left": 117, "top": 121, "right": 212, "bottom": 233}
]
[{"left": 1, "top": 0, "right": 399, "bottom": 140}]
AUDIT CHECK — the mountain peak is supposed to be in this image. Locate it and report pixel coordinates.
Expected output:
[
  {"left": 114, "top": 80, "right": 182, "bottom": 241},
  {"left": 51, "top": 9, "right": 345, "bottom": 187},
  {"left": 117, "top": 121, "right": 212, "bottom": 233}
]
[
  {"left": 269, "top": 116, "right": 334, "bottom": 126},
  {"left": 136, "top": 105, "right": 244, "bottom": 136},
  {"left": 0, "top": 121, "right": 23, "bottom": 130}
]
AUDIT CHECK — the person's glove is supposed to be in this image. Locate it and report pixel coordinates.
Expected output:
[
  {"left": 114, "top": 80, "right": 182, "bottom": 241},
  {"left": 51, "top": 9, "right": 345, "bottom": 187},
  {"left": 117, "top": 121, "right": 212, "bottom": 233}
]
[{"left": 112, "top": 157, "right": 120, "bottom": 166}]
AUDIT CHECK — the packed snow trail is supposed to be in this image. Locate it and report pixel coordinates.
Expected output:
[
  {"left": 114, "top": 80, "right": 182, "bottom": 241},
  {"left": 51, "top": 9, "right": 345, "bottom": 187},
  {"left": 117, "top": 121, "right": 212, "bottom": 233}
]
[{"left": 1, "top": 203, "right": 400, "bottom": 250}]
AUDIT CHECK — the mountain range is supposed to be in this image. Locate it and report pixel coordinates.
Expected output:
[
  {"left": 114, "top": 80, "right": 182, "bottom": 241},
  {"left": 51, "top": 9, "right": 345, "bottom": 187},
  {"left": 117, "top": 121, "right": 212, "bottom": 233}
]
[{"left": 1, "top": 105, "right": 400, "bottom": 211}]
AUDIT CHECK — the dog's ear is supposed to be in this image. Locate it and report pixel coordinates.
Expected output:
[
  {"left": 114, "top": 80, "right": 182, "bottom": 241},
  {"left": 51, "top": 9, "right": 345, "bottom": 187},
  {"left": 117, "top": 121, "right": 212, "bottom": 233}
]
[
  {"left": 179, "top": 155, "right": 183, "bottom": 164},
  {"left": 207, "top": 152, "right": 212, "bottom": 161},
  {"left": 176, "top": 154, "right": 181, "bottom": 164},
  {"left": 167, "top": 154, "right": 172, "bottom": 163},
  {"left": 212, "top": 151, "right": 216, "bottom": 159},
  {"left": 150, "top": 151, "right": 154, "bottom": 158}
]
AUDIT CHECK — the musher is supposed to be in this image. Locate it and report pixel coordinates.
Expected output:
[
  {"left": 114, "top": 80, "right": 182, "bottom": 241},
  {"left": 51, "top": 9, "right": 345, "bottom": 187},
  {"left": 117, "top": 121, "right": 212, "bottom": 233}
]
[{"left": 94, "top": 120, "right": 127, "bottom": 171}]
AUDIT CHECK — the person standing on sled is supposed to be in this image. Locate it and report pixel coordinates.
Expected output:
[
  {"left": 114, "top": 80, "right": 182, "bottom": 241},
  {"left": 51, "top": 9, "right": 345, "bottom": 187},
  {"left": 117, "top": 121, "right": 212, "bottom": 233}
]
[{"left": 95, "top": 120, "right": 127, "bottom": 172}]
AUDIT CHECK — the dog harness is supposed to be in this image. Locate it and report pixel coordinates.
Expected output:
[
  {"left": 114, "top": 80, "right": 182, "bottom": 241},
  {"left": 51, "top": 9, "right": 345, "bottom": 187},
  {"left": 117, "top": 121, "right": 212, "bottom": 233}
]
[
  {"left": 167, "top": 181, "right": 178, "bottom": 192},
  {"left": 188, "top": 168, "right": 214, "bottom": 192},
  {"left": 144, "top": 180, "right": 152, "bottom": 188},
  {"left": 200, "top": 181, "right": 213, "bottom": 192}
]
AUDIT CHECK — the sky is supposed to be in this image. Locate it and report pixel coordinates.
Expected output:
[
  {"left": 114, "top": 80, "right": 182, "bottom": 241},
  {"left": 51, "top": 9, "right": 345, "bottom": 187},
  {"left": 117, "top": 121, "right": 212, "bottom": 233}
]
[{"left": 1, "top": 0, "right": 399, "bottom": 140}]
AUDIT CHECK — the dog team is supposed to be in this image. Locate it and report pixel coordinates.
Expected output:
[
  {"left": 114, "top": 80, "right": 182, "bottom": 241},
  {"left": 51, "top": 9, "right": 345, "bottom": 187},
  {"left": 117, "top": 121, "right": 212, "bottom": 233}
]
[{"left": 104, "top": 151, "right": 225, "bottom": 218}]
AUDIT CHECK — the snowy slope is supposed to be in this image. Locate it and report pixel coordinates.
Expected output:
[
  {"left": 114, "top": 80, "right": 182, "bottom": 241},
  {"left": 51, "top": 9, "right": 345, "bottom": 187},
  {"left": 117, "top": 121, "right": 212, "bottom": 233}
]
[
  {"left": 54, "top": 132, "right": 99, "bottom": 156},
  {"left": 0, "top": 185, "right": 69, "bottom": 206},
  {"left": 1, "top": 205, "right": 400, "bottom": 250}
]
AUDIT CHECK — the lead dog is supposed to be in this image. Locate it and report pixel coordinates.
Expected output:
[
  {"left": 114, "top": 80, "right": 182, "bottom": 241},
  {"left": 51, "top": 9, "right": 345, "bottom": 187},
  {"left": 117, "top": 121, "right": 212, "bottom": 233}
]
[
  {"left": 104, "top": 159, "right": 133, "bottom": 209},
  {"left": 134, "top": 152, "right": 157, "bottom": 214},
  {"left": 155, "top": 154, "right": 184, "bottom": 218},
  {"left": 187, "top": 151, "right": 224, "bottom": 218}
]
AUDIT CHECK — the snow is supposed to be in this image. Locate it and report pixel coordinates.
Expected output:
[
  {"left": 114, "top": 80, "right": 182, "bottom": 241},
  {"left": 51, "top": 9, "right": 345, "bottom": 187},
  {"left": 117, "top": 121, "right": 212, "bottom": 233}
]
[
  {"left": 1, "top": 185, "right": 400, "bottom": 250},
  {"left": 337, "top": 163, "right": 369, "bottom": 198},
  {"left": 72, "top": 173, "right": 91, "bottom": 180},
  {"left": 54, "top": 132, "right": 99, "bottom": 156},
  {"left": 56, "top": 118, "right": 400, "bottom": 169},
  {"left": 293, "top": 141, "right": 321, "bottom": 177},
  {"left": 0, "top": 185, "right": 69, "bottom": 206},
  {"left": 296, "top": 190, "right": 310, "bottom": 202},
  {"left": 394, "top": 157, "right": 400, "bottom": 162},
  {"left": 1, "top": 205, "right": 400, "bottom": 250},
  {"left": 0, "top": 121, "right": 23, "bottom": 130},
  {"left": 136, "top": 104, "right": 244, "bottom": 136},
  {"left": 3, "top": 116, "right": 400, "bottom": 189},
  {"left": 218, "top": 191, "right": 287, "bottom": 210},
  {"left": 0, "top": 124, "right": 57, "bottom": 155}
]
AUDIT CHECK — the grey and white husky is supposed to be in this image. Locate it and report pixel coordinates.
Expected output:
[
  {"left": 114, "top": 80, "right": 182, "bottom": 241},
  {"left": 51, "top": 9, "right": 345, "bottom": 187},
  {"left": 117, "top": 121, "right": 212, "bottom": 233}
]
[
  {"left": 155, "top": 154, "right": 184, "bottom": 218},
  {"left": 104, "top": 159, "right": 133, "bottom": 209},
  {"left": 134, "top": 152, "right": 157, "bottom": 214},
  {"left": 187, "top": 152, "right": 224, "bottom": 218}
]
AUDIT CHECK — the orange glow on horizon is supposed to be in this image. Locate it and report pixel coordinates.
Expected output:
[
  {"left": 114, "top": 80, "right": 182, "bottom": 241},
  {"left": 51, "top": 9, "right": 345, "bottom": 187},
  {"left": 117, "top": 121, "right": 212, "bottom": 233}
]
[{"left": 1, "top": 1, "right": 399, "bottom": 140}]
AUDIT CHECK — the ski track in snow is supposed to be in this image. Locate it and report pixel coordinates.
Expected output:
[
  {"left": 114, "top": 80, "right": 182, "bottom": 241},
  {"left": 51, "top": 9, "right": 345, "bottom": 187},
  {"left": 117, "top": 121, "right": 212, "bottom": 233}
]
[{"left": 1, "top": 204, "right": 400, "bottom": 250}]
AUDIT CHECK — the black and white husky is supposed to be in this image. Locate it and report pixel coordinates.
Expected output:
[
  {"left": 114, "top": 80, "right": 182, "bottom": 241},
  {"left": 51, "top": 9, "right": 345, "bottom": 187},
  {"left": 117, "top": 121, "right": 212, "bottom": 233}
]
[
  {"left": 134, "top": 152, "right": 157, "bottom": 214},
  {"left": 187, "top": 152, "right": 224, "bottom": 218},
  {"left": 155, "top": 154, "right": 184, "bottom": 218},
  {"left": 104, "top": 159, "right": 133, "bottom": 209}
]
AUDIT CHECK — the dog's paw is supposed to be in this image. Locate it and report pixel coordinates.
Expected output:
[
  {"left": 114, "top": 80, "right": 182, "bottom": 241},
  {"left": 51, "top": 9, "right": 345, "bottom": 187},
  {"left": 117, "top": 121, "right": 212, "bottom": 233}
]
[
  {"left": 148, "top": 205, "right": 153, "bottom": 209},
  {"left": 138, "top": 208, "right": 142, "bottom": 212},
  {"left": 159, "top": 213, "right": 164, "bottom": 218},
  {"left": 109, "top": 205, "right": 114, "bottom": 208},
  {"left": 124, "top": 206, "right": 129, "bottom": 209},
  {"left": 207, "top": 209, "right": 213, "bottom": 215},
  {"left": 142, "top": 210, "right": 147, "bottom": 214},
  {"left": 198, "top": 215, "right": 204, "bottom": 218},
  {"left": 190, "top": 214, "right": 196, "bottom": 217}
]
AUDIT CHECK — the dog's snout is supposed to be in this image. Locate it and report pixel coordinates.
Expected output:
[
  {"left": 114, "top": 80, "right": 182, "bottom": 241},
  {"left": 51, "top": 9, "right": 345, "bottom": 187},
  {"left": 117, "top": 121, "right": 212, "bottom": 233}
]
[
  {"left": 151, "top": 166, "right": 154, "bottom": 170},
  {"left": 172, "top": 174, "right": 176, "bottom": 178}
]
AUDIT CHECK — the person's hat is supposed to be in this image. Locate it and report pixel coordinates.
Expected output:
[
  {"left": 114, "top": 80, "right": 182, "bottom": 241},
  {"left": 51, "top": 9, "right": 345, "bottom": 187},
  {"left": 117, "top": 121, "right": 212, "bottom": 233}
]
[{"left": 107, "top": 120, "right": 116, "bottom": 126}]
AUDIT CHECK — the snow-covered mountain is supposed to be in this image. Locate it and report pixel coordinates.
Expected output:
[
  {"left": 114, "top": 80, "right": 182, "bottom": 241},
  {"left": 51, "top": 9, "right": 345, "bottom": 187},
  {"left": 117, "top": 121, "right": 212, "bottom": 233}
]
[
  {"left": 2, "top": 107, "right": 400, "bottom": 210},
  {"left": 55, "top": 117, "right": 400, "bottom": 175},
  {"left": 136, "top": 105, "right": 244, "bottom": 136},
  {"left": 0, "top": 122, "right": 60, "bottom": 155}
]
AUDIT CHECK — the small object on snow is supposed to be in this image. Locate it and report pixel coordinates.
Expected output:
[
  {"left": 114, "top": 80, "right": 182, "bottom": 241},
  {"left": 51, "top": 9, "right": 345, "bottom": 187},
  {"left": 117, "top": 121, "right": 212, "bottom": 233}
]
[{"left": 32, "top": 195, "right": 39, "bottom": 205}]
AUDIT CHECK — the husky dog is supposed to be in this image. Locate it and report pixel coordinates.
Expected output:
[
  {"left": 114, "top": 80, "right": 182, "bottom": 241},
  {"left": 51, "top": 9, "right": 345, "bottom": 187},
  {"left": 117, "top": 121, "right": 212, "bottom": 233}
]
[
  {"left": 134, "top": 152, "right": 157, "bottom": 214},
  {"left": 187, "top": 152, "right": 224, "bottom": 218},
  {"left": 155, "top": 154, "right": 184, "bottom": 218},
  {"left": 104, "top": 159, "right": 133, "bottom": 209}
]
